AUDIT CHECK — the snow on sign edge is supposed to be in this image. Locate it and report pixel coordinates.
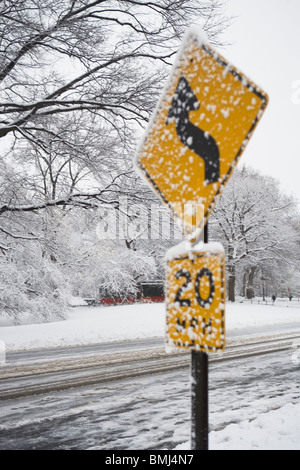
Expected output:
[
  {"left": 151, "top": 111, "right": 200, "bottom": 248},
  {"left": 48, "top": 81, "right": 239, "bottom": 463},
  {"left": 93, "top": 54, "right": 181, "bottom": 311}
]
[{"left": 165, "top": 239, "right": 225, "bottom": 261}]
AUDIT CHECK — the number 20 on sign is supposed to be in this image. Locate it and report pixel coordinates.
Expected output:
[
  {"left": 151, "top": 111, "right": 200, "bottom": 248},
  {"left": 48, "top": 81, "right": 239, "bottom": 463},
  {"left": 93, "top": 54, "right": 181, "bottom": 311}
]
[{"left": 165, "top": 243, "right": 225, "bottom": 352}]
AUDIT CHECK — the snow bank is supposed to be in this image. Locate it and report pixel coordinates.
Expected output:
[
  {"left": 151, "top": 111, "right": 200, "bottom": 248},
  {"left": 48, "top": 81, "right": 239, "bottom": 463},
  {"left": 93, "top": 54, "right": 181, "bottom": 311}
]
[
  {"left": 175, "top": 402, "right": 300, "bottom": 450},
  {"left": 211, "top": 402, "right": 300, "bottom": 450},
  {"left": 0, "top": 300, "right": 299, "bottom": 351},
  {"left": 227, "top": 300, "right": 300, "bottom": 329},
  {"left": 0, "top": 303, "right": 165, "bottom": 351}
]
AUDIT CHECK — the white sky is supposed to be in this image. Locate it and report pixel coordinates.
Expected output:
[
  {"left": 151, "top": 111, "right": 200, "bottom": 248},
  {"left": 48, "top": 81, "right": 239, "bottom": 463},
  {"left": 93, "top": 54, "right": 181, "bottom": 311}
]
[{"left": 219, "top": 0, "right": 300, "bottom": 205}]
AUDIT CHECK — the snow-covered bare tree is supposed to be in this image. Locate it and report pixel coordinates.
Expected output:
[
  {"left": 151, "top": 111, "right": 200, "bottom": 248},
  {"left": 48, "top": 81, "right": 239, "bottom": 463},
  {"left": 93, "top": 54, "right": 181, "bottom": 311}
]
[
  {"left": 0, "top": 0, "right": 230, "bottom": 320},
  {"left": 64, "top": 228, "right": 158, "bottom": 302},
  {"left": 0, "top": 0, "right": 229, "bottom": 214},
  {"left": 0, "top": 236, "right": 70, "bottom": 324},
  {"left": 210, "top": 167, "right": 300, "bottom": 301},
  {"left": 0, "top": 0, "right": 230, "bottom": 250}
]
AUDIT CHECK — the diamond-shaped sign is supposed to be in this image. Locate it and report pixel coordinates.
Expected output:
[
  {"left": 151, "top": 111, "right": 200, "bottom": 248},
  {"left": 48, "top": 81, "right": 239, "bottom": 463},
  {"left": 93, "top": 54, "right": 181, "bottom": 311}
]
[{"left": 134, "top": 29, "right": 268, "bottom": 240}]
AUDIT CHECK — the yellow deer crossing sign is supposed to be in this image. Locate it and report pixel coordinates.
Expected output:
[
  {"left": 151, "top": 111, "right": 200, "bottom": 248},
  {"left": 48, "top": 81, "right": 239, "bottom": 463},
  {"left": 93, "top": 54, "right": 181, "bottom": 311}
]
[{"left": 134, "top": 30, "right": 268, "bottom": 240}]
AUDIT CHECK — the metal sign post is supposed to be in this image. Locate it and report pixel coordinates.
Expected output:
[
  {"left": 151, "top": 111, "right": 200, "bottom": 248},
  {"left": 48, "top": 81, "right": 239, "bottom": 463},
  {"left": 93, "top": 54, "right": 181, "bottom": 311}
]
[
  {"left": 191, "top": 223, "right": 208, "bottom": 451},
  {"left": 191, "top": 348, "right": 209, "bottom": 450}
]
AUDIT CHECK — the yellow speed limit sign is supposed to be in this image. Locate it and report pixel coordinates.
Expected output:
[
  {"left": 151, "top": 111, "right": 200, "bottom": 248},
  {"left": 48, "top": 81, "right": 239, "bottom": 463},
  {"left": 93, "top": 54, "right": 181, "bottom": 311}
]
[{"left": 165, "top": 242, "right": 225, "bottom": 352}]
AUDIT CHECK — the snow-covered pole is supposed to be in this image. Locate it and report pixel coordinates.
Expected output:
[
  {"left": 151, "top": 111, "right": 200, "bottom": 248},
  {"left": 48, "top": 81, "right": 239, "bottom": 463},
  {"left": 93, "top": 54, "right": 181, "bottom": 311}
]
[
  {"left": 191, "top": 347, "right": 209, "bottom": 450},
  {"left": 191, "top": 223, "right": 209, "bottom": 451}
]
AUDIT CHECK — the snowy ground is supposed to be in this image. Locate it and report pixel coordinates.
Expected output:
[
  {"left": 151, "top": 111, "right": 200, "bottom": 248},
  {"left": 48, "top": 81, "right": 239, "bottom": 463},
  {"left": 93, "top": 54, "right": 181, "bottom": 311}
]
[
  {"left": 1, "top": 297, "right": 300, "bottom": 352},
  {"left": 0, "top": 298, "right": 300, "bottom": 450}
]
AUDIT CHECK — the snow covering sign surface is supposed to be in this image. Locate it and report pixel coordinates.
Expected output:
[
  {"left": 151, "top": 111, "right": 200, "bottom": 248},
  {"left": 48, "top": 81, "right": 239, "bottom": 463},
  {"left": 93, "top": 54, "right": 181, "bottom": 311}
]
[
  {"left": 165, "top": 243, "right": 225, "bottom": 352},
  {"left": 135, "top": 29, "right": 268, "bottom": 239}
]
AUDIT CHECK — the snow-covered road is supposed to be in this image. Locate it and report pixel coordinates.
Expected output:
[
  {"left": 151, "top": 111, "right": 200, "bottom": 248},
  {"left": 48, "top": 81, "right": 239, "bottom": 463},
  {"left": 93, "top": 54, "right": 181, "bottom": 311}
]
[
  {"left": 1, "top": 331, "right": 299, "bottom": 401},
  {"left": 0, "top": 300, "right": 299, "bottom": 450},
  {"left": 0, "top": 346, "right": 299, "bottom": 450}
]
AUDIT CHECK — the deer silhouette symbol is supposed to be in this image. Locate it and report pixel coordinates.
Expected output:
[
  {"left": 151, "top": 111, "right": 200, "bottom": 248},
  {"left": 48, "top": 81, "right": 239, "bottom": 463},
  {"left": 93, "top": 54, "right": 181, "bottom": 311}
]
[{"left": 166, "top": 75, "right": 220, "bottom": 185}]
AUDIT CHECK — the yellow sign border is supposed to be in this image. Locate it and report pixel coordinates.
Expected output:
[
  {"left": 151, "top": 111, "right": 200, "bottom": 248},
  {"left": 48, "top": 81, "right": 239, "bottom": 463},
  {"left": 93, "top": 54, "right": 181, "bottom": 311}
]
[{"left": 135, "top": 31, "right": 269, "bottom": 239}]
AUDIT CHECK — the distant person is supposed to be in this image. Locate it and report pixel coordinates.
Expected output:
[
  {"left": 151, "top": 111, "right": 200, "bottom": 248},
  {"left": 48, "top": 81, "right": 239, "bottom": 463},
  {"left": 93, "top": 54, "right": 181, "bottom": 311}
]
[
  {"left": 289, "top": 293, "right": 293, "bottom": 301},
  {"left": 272, "top": 294, "right": 276, "bottom": 302}
]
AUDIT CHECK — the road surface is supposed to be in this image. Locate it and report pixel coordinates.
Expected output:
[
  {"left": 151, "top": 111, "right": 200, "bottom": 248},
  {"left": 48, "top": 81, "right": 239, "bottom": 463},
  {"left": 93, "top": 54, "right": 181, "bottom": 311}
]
[{"left": 0, "top": 325, "right": 299, "bottom": 450}]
